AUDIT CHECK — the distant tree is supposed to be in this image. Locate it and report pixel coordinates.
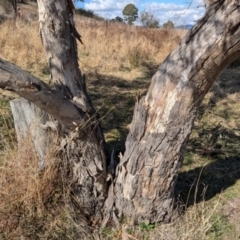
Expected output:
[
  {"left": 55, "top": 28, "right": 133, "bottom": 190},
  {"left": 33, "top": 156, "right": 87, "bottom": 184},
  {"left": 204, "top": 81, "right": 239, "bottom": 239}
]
[
  {"left": 75, "top": 7, "right": 104, "bottom": 20},
  {"left": 115, "top": 16, "right": 123, "bottom": 22},
  {"left": 140, "top": 10, "right": 159, "bottom": 28},
  {"left": 163, "top": 20, "right": 174, "bottom": 29},
  {"left": 122, "top": 3, "right": 138, "bottom": 25}
]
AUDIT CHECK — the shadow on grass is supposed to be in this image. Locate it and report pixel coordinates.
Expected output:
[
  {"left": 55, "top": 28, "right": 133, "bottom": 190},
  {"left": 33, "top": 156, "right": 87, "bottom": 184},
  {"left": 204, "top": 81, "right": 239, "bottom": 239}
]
[
  {"left": 176, "top": 155, "right": 240, "bottom": 208},
  {"left": 86, "top": 63, "right": 157, "bottom": 152},
  {"left": 176, "top": 67, "right": 240, "bottom": 209},
  {"left": 212, "top": 68, "right": 240, "bottom": 98},
  {"left": 176, "top": 125, "right": 240, "bottom": 209},
  {"left": 199, "top": 68, "right": 240, "bottom": 117}
]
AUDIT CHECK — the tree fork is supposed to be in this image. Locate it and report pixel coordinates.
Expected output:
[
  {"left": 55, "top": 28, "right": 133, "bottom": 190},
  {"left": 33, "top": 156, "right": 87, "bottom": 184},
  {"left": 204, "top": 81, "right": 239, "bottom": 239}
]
[{"left": 1, "top": 0, "right": 240, "bottom": 227}]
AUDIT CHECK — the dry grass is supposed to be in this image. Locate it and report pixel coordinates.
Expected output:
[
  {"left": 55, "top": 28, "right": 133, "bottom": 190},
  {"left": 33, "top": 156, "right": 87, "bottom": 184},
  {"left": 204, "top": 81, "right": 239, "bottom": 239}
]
[
  {"left": 0, "top": 135, "right": 94, "bottom": 239},
  {"left": 0, "top": 21, "right": 47, "bottom": 80},
  {"left": 0, "top": 3, "right": 240, "bottom": 239},
  {"left": 0, "top": 11, "right": 185, "bottom": 81},
  {"left": 75, "top": 19, "right": 185, "bottom": 75}
]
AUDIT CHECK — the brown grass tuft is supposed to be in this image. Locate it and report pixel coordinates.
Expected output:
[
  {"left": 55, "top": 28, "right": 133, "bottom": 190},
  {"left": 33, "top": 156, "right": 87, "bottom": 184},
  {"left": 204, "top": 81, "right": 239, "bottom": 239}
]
[{"left": 0, "top": 136, "right": 92, "bottom": 239}]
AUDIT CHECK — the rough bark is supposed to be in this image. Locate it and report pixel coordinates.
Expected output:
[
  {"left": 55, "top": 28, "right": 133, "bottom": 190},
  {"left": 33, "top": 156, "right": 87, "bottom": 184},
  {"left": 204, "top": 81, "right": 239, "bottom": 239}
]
[
  {"left": 114, "top": 0, "right": 240, "bottom": 223},
  {"left": 36, "top": 0, "right": 108, "bottom": 219},
  {"left": 37, "top": 0, "right": 87, "bottom": 110}
]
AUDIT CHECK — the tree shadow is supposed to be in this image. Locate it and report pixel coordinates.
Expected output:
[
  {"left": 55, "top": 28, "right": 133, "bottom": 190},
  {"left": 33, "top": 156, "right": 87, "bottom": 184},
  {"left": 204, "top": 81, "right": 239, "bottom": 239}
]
[
  {"left": 176, "top": 66, "right": 240, "bottom": 210},
  {"left": 175, "top": 125, "right": 240, "bottom": 209},
  {"left": 176, "top": 155, "right": 240, "bottom": 209},
  {"left": 86, "top": 64, "right": 155, "bottom": 153},
  {"left": 198, "top": 68, "right": 240, "bottom": 118},
  {"left": 141, "top": 61, "right": 159, "bottom": 79}
]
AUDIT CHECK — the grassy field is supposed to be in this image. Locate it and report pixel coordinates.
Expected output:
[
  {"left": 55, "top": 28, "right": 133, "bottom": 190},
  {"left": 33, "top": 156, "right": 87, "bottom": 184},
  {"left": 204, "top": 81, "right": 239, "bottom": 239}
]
[{"left": 0, "top": 2, "right": 240, "bottom": 239}]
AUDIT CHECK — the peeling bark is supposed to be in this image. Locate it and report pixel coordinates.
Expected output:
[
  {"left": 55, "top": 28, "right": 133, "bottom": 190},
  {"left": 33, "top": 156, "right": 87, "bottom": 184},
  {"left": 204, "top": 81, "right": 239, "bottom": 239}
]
[
  {"left": 36, "top": 0, "right": 108, "bottom": 220},
  {"left": 114, "top": 0, "right": 240, "bottom": 223},
  {"left": 0, "top": 59, "right": 84, "bottom": 130}
]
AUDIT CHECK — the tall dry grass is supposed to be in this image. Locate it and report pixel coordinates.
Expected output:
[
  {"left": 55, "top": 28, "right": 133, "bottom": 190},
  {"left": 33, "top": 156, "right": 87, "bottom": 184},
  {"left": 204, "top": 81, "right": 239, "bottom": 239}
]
[
  {"left": 76, "top": 19, "right": 185, "bottom": 77},
  {"left": 0, "top": 135, "right": 93, "bottom": 239},
  {"left": 0, "top": 16, "right": 186, "bottom": 80},
  {"left": 0, "top": 21, "right": 46, "bottom": 78}
]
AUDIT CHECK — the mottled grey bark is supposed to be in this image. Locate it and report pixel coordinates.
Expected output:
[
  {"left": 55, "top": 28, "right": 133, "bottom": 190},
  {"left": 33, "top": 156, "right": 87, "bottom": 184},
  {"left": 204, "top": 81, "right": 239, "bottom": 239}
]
[
  {"left": 114, "top": 0, "right": 240, "bottom": 223},
  {"left": 0, "top": 59, "right": 84, "bottom": 130},
  {"left": 36, "top": 0, "right": 108, "bottom": 219}
]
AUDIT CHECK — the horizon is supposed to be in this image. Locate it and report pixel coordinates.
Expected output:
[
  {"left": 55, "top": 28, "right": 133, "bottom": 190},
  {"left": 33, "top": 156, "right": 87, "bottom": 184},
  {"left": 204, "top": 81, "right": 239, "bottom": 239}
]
[{"left": 76, "top": 0, "right": 206, "bottom": 26}]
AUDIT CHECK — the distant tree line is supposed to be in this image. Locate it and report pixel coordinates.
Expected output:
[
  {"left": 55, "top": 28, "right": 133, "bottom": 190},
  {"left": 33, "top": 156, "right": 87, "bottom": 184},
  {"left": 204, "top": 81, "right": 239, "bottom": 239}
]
[
  {"left": 1, "top": 1, "right": 175, "bottom": 29},
  {"left": 75, "top": 8, "right": 105, "bottom": 21},
  {"left": 68, "top": 2, "right": 174, "bottom": 29},
  {"left": 110, "top": 16, "right": 124, "bottom": 23},
  {"left": 8, "top": 0, "right": 37, "bottom": 3},
  {"left": 121, "top": 3, "right": 174, "bottom": 29}
]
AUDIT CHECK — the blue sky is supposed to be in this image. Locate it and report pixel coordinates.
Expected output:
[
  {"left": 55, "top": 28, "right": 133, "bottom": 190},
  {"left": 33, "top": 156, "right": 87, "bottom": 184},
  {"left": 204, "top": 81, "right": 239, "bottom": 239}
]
[{"left": 76, "top": 0, "right": 206, "bottom": 26}]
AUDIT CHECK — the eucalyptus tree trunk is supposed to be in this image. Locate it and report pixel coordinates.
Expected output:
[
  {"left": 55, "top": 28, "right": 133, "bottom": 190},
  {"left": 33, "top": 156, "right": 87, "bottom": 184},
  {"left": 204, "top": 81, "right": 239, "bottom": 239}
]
[
  {"left": 0, "top": 0, "right": 240, "bottom": 226},
  {"left": 37, "top": 0, "right": 108, "bottom": 219},
  {"left": 114, "top": 0, "right": 240, "bottom": 223}
]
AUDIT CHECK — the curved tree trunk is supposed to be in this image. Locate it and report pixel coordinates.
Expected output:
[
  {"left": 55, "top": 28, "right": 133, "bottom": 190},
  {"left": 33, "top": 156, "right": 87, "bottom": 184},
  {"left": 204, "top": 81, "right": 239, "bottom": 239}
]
[{"left": 114, "top": 0, "right": 240, "bottom": 223}]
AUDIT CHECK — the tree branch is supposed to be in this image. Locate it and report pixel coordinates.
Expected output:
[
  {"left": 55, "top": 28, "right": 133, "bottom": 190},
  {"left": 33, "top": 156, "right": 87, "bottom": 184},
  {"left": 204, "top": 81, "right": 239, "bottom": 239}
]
[{"left": 0, "top": 58, "right": 85, "bottom": 130}]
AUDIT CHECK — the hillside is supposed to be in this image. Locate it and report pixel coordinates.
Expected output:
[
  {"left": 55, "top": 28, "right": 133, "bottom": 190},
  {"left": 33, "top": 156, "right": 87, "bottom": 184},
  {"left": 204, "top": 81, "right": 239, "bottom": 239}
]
[{"left": 0, "top": 2, "right": 240, "bottom": 240}]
